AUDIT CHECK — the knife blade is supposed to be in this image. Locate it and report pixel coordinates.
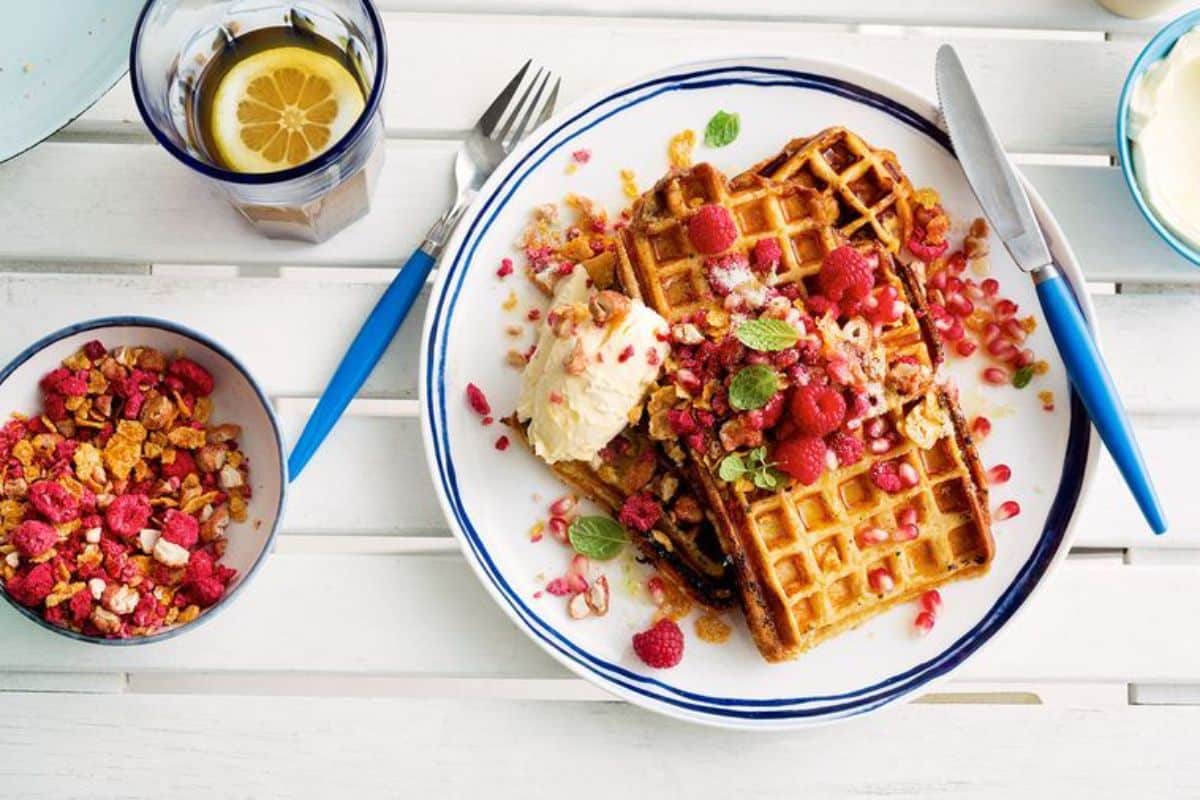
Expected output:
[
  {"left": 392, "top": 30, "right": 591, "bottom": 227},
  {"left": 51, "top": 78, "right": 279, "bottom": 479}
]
[{"left": 934, "top": 45, "right": 1052, "bottom": 273}]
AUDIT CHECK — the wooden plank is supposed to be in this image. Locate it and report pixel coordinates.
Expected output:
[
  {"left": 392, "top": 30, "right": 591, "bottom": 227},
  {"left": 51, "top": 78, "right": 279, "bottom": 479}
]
[
  {"left": 0, "top": 693, "right": 1197, "bottom": 798},
  {"left": 69, "top": 13, "right": 1137, "bottom": 153},
  {"left": 0, "top": 554, "right": 1195, "bottom": 682},
  {"left": 1, "top": 143, "right": 1193, "bottom": 281}
]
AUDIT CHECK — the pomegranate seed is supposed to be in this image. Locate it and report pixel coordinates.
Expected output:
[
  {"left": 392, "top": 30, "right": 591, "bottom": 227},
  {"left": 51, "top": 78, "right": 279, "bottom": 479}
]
[
  {"left": 972, "top": 416, "right": 992, "bottom": 438},
  {"left": 994, "top": 299, "right": 1019, "bottom": 319},
  {"left": 549, "top": 495, "right": 577, "bottom": 517},
  {"left": 920, "top": 589, "right": 943, "bottom": 616},
  {"left": 548, "top": 516, "right": 569, "bottom": 543},
  {"left": 942, "top": 318, "right": 965, "bottom": 342},
  {"left": 987, "top": 337, "right": 1017, "bottom": 359},
  {"left": 898, "top": 462, "right": 919, "bottom": 487},
  {"left": 869, "top": 437, "right": 892, "bottom": 454},
  {"left": 933, "top": 316, "right": 954, "bottom": 335},
  {"left": 988, "top": 464, "right": 1012, "bottom": 485},
  {"left": 955, "top": 339, "right": 978, "bottom": 357},
  {"left": 857, "top": 527, "right": 889, "bottom": 547},
  {"left": 981, "top": 278, "right": 1000, "bottom": 297},
  {"left": 994, "top": 500, "right": 1021, "bottom": 521},
  {"left": 983, "top": 366, "right": 1009, "bottom": 385},
  {"left": 893, "top": 524, "right": 919, "bottom": 542},
  {"left": 496, "top": 258, "right": 514, "bottom": 278},
  {"left": 868, "top": 567, "right": 895, "bottom": 594},
  {"left": 982, "top": 322, "right": 1002, "bottom": 344},
  {"left": 929, "top": 271, "right": 948, "bottom": 291},
  {"left": 897, "top": 508, "right": 918, "bottom": 527},
  {"left": 946, "top": 293, "right": 974, "bottom": 318},
  {"left": 913, "top": 610, "right": 936, "bottom": 636},
  {"left": 481, "top": 416, "right": 494, "bottom": 426},
  {"left": 465, "top": 383, "right": 491, "bottom": 416},
  {"left": 879, "top": 285, "right": 898, "bottom": 303},
  {"left": 946, "top": 276, "right": 964, "bottom": 294},
  {"left": 569, "top": 553, "right": 590, "bottom": 577},
  {"left": 1002, "top": 319, "right": 1027, "bottom": 343},
  {"left": 964, "top": 281, "right": 985, "bottom": 301},
  {"left": 494, "top": 435, "right": 510, "bottom": 451},
  {"left": 866, "top": 418, "right": 887, "bottom": 439},
  {"left": 928, "top": 302, "right": 949, "bottom": 321},
  {"left": 1014, "top": 348, "right": 1035, "bottom": 368},
  {"left": 646, "top": 576, "right": 666, "bottom": 606}
]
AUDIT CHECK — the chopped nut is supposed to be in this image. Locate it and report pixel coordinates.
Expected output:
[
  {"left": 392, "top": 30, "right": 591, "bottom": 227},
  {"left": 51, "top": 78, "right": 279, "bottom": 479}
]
[
  {"left": 90, "top": 606, "right": 121, "bottom": 634},
  {"left": 207, "top": 424, "right": 241, "bottom": 444},
  {"left": 218, "top": 465, "right": 244, "bottom": 490},
  {"left": 140, "top": 393, "right": 178, "bottom": 431},
  {"left": 196, "top": 444, "right": 228, "bottom": 473},
  {"left": 152, "top": 537, "right": 189, "bottom": 568}
]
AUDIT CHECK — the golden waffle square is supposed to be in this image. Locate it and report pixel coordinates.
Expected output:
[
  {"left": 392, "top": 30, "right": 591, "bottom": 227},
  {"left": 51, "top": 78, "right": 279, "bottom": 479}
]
[{"left": 718, "top": 390, "right": 992, "bottom": 661}]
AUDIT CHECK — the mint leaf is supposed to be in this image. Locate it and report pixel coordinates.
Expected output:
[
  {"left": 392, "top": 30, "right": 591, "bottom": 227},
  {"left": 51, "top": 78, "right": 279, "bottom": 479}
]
[
  {"left": 729, "top": 365, "right": 778, "bottom": 411},
  {"left": 736, "top": 319, "right": 800, "bottom": 352},
  {"left": 718, "top": 454, "right": 747, "bottom": 482},
  {"left": 1012, "top": 365, "right": 1034, "bottom": 389},
  {"left": 752, "top": 467, "right": 788, "bottom": 491},
  {"left": 704, "top": 110, "right": 740, "bottom": 148},
  {"left": 568, "top": 516, "right": 629, "bottom": 560}
]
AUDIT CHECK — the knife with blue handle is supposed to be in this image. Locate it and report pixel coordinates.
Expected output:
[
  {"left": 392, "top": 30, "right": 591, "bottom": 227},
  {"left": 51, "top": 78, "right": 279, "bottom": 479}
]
[{"left": 935, "top": 45, "right": 1167, "bottom": 534}]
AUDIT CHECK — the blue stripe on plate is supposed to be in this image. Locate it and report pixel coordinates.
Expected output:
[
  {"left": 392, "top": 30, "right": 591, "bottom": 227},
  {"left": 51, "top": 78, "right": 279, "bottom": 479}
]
[{"left": 424, "top": 64, "right": 1090, "bottom": 722}]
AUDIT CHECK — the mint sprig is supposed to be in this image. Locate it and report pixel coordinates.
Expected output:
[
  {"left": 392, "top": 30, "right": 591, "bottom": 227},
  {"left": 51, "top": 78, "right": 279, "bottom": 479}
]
[
  {"left": 735, "top": 318, "right": 800, "bottom": 352},
  {"left": 704, "top": 110, "right": 740, "bottom": 148},
  {"left": 568, "top": 516, "right": 629, "bottom": 560},
  {"left": 729, "top": 365, "right": 779, "bottom": 411},
  {"left": 718, "top": 446, "right": 787, "bottom": 490}
]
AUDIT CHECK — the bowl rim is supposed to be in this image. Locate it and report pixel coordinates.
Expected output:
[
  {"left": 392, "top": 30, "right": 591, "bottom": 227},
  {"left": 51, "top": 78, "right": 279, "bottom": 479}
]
[
  {"left": 1115, "top": 6, "right": 1200, "bottom": 268},
  {"left": 0, "top": 315, "right": 288, "bottom": 646}
]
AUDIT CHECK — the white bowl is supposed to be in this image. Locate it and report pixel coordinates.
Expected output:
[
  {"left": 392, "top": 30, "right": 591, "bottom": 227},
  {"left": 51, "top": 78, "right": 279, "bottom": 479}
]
[{"left": 0, "top": 316, "right": 286, "bottom": 644}]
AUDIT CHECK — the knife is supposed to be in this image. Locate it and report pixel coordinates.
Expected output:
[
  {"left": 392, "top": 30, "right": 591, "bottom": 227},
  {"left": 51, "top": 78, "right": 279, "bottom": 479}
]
[{"left": 935, "top": 45, "right": 1167, "bottom": 534}]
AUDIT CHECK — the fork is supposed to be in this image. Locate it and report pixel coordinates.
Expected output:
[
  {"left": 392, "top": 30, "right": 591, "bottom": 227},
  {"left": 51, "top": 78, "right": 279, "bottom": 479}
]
[{"left": 287, "top": 61, "right": 560, "bottom": 479}]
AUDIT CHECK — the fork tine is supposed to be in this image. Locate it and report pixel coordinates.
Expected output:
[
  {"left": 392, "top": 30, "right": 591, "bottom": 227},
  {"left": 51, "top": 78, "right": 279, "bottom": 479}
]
[
  {"left": 495, "top": 67, "right": 546, "bottom": 144},
  {"left": 533, "top": 77, "right": 561, "bottom": 132},
  {"left": 505, "top": 70, "right": 551, "bottom": 147},
  {"left": 477, "top": 59, "right": 531, "bottom": 137}
]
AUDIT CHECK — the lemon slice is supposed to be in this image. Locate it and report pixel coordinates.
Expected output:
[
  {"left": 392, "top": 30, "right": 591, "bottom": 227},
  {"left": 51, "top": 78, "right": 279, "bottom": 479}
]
[{"left": 209, "top": 46, "right": 365, "bottom": 173}]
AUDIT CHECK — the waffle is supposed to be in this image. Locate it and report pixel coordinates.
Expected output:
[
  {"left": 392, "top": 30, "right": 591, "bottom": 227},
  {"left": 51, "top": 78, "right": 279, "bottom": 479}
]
[
  {"left": 616, "top": 132, "right": 993, "bottom": 661},
  {"left": 704, "top": 389, "right": 992, "bottom": 661},
  {"left": 504, "top": 415, "right": 738, "bottom": 609}
]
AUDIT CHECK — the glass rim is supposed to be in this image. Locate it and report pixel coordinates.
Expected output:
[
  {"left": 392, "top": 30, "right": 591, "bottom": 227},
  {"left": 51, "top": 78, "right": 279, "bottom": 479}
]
[{"left": 129, "top": 0, "right": 388, "bottom": 186}]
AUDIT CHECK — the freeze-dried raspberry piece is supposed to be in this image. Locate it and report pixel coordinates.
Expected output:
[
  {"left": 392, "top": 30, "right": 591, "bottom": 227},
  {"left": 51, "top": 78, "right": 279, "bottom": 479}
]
[
  {"left": 39, "top": 367, "right": 70, "bottom": 394},
  {"left": 131, "top": 592, "right": 161, "bottom": 628},
  {"left": 161, "top": 449, "right": 197, "bottom": 480},
  {"left": 105, "top": 493, "right": 152, "bottom": 537},
  {"left": 12, "top": 520, "right": 57, "bottom": 558},
  {"left": 161, "top": 509, "right": 199, "bottom": 549},
  {"left": 82, "top": 340, "right": 107, "bottom": 361},
  {"left": 68, "top": 588, "right": 93, "bottom": 626},
  {"left": 185, "top": 549, "right": 215, "bottom": 584},
  {"left": 7, "top": 562, "right": 55, "bottom": 607},
  {"left": 28, "top": 480, "right": 81, "bottom": 523},
  {"left": 619, "top": 493, "right": 662, "bottom": 533},
  {"left": 189, "top": 576, "right": 225, "bottom": 608},
  {"left": 168, "top": 358, "right": 214, "bottom": 396}
]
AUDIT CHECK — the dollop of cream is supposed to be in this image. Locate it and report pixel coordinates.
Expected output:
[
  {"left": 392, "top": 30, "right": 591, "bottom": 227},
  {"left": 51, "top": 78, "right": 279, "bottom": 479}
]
[
  {"left": 1129, "top": 28, "right": 1200, "bottom": 248},
  {"left": 517, "top": 267, "right": 669, "bottom": 463}
]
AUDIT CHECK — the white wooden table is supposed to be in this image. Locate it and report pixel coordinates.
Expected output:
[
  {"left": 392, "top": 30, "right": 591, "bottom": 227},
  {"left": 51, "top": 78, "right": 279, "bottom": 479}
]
[{"left": 2, "top": 1, "right": 1199, "bottom": 795}]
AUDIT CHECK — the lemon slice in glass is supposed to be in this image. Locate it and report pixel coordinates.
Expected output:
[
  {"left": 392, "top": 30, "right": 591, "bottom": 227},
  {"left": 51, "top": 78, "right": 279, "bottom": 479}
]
[{"left": 209, "top": 46, "right": 365, "bottom": 173}]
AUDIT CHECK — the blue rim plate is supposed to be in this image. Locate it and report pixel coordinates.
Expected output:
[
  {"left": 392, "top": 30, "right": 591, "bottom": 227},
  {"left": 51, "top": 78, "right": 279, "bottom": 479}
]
[
  {"left": 420, "top": 57, "right": 1097, "bottom": 729},
  {"left": 0, "top": 1, "right": 143, "bottom": 164},
  {"left": 0, "top": 316, "right": 287, "bottom": 645},
  {"left": 1116, "top": 6, "right": 1200, "bottom": 267}
]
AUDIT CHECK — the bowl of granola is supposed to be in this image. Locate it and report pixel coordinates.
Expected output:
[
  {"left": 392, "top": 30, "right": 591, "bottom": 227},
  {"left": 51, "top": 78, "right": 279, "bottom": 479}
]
[{"left": 0, "top": 317, "right": 285, "bottom": 643}]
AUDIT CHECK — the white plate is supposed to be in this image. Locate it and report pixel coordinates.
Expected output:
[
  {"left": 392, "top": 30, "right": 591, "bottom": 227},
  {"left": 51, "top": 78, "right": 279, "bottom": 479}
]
[{"left": 420, "top": 57, "right": 1096, "bottom": 729}]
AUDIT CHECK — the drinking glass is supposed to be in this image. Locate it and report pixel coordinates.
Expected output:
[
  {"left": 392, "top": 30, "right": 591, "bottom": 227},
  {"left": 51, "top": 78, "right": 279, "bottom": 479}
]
[{"left": 131, "top": 0, "right": 387, "bottom": 242}]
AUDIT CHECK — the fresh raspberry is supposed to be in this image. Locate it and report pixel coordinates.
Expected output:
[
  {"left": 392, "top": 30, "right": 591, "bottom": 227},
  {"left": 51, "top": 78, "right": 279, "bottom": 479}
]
[
  {"left": 687, "top": 204, "right": 738, "bottom": 255},
  {"left": 161, "top": 449, "right": 197, "bottom": 480},
  {"left": 168, "top": 358, "right": 214, "bottom": 396},
  {"left": 28, "top": 480, "right": 80, "bottom": 523},
  {"left": 773, "top": 436, "right": 827, "bottom": 485},
  {"left": 869, "top": 460, "right": 904, "bottom": 493},
  {"left": 818, "top": 246, "right": 875, "bottom": 303},
  {"left": 619, "top": 493, "right": 662, "bottom": 533},
  {"left": 632, "top": 618, "right": 685, "bottom": 669},
  {"left": 751, "top": 237, "right": 783, "bottom": 273},
  {"left": 161, "top": 509, "right": 199, "bottom": 549},
  {"left": 828, "top": 430, "right": 865, "bottom": 466},
  {"left": 12, "top": 520, "right": 57, "bottom": 558},
  {"left": 7, "top": 562, "right": 55, "bottom": 607},
  {"left": 805, "top": 294, "right": 835, "bottom": 317},
  {"left": 789, "top": 385, "right": 846, "bottom": 437},
  {"left": 105, "top": 493, "right": 152, "bottom": 537}
]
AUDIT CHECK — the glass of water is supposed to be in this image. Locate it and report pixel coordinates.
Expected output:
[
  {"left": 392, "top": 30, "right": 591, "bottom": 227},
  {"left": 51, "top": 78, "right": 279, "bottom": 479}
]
[{"left": 131, "top": 0, "right": 387, "bottom": 242}]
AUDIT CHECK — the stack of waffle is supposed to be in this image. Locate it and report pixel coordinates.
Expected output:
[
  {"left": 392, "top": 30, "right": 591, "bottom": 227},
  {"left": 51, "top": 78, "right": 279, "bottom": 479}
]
[{"left": 513, "top": 128, "right": 992, "bottom": 662}]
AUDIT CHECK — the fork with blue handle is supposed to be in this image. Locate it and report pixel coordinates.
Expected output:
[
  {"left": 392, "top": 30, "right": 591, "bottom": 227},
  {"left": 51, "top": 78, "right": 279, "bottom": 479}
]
[{"left": 287, "top": 61, "right": 560, "bottom": 480}]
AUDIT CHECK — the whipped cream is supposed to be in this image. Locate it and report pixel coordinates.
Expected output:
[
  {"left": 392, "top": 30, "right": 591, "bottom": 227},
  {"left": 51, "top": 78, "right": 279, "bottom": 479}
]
[
  {"left": 1129, "top": 28, "right": 1200, "bottom": 248},
  {"left": 517, "top": 267, "right": 669, "bottom": 464}
]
